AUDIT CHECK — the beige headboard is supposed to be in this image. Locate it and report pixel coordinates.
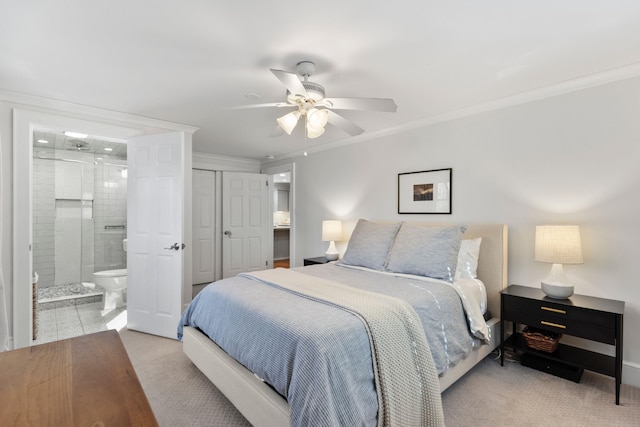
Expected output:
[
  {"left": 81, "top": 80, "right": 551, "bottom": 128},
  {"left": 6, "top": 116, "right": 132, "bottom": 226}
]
[{"left": 461, "top": 224, "right": 508, "bottom": 319}]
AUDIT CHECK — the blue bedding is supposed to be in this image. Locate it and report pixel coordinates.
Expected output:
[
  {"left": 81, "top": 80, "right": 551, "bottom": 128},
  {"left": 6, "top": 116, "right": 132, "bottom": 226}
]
[{"left": 178, "top": 263, "right": 477, "bottom": 426}]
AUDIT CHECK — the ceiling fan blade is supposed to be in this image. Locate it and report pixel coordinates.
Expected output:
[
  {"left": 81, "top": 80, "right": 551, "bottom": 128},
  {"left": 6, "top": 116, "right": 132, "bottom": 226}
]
[
  {"left": 326, "top": 110, "right": 365, "bottom": 136},
  {"left": 270, "top": 69, "right": 309, "bottom": 98},
  {"left": 321, "top": 97, "right": 397, "bottom": 112},
  {"left": 228, "top": 102, "right": 293, "bottom": 110},
  {"left": 269, "top": 125, "right": 285, "bottom": 137}
]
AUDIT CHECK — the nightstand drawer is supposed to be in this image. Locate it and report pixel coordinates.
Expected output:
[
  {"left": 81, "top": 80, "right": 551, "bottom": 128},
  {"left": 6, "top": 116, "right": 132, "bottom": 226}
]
[{"left": 503, "top": 295, "right": 617, "bottom": 344}]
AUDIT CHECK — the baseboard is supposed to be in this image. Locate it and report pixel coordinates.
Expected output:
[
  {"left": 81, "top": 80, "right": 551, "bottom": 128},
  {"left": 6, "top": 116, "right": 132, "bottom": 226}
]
[
  {"left": 623, "top": 360, "right": 640, "bottom": 388},
  {"left": 551, "top": 335, "right": 639, "bottom": 388}
]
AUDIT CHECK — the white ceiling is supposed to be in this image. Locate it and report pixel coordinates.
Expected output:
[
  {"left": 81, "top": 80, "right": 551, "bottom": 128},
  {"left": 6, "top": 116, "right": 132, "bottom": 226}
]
[{"left": 2, "top": 1, "right": 640, "bottom": 160}]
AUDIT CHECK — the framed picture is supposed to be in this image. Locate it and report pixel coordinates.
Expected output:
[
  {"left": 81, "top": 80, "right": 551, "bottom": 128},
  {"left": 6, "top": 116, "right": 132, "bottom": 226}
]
[{"left": 398, "top": 168, "right": 452, "bottom": 214}]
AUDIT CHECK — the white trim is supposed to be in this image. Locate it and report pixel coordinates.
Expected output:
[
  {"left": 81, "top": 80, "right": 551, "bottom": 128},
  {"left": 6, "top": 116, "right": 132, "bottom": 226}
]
[
  {"left": 270, "top": 61, "right": 640, "bottom": 160},
  {"left": 1, "top": 90, "right": 198, "bottom": 135},
  {"left": 623, "top": 360, "right": 640, "bottom": 389},
  {"left": 12, "top": 110, "right": 35, "bottom": 349},
  {"left": 193, "top": 151, "right": 260, "bottom": 172}
]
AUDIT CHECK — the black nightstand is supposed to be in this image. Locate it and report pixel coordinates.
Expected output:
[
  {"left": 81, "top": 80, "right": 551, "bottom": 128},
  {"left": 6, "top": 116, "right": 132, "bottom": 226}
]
[
  {"left": 500, "top": 285, "right": 624, "bottom": 404},
  {"left": 303, "top": 256, "right": 330, "bottom": 266}
]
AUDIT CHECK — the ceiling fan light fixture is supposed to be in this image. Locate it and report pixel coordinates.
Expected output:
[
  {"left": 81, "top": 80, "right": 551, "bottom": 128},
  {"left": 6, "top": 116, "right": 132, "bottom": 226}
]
[
  {"left": 301, "top": 81, "right": 325, "bottom": 101},
  {"left": 307, "top": 108, "right": 329, "bottom": 130},
  {"left": 306, "top": 122, "right": 325, "bottom": 139},
  {"left": 277, "top": 110, "right": 301, "bottom": 135},
  {"left": 263, "top": 63, "right": 396, "bottom": 139}
]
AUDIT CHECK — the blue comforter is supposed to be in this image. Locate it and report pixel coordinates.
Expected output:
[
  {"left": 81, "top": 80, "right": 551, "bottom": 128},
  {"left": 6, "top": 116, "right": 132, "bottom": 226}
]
[{"left": 178, "top": 263, "right": 476, "bottom": 426}]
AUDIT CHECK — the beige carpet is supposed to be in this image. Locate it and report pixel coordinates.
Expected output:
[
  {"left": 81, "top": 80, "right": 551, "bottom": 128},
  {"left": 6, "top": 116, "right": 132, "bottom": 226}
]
[{"left": 118, "top": 328, "right": 640, "bottom": 426}]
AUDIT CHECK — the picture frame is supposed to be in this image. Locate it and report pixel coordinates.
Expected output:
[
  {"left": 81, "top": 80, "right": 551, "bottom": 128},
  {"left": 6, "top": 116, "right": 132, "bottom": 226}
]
[{"left": 398, "top": 168, "right": 452, "bottom": 214}]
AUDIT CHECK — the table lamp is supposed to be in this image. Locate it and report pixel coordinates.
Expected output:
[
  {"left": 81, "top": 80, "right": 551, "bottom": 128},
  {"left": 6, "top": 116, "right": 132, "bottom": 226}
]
[
  {"left": 534, "top": 225, "right": 583, "bottom": 299},
  {"left": 322, "top": 220, "right": 342, "bottom": 261}
]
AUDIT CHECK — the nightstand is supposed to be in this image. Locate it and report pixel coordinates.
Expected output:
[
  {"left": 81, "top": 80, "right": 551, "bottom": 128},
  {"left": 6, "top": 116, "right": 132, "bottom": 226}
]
[
  {"left": 303, "top": 256, "right": 330, "bottom": 266},
  {"left": 500, "top": 285, "right": 624, "bottom": 404}
]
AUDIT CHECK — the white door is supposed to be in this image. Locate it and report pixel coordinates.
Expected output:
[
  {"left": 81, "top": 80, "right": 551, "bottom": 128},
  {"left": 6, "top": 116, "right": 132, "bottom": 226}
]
[
  {"left": 222, "top": 172, "right": 271, "bottom": 278},
  {"left": 192, "top": 170, "right": 215, "bottom": 285},
  {"left": 127, "top": 132, "right": 185, "bottom": 338}
]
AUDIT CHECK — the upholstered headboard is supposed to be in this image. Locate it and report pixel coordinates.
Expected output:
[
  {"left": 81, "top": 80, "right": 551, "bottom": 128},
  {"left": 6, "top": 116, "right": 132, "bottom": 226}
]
[{"left": 460, "top": 223, "right": 508, "bottom": 318}]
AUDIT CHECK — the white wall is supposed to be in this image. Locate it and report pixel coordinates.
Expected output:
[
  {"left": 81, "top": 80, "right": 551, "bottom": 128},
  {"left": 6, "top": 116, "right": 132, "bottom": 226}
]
[{"left": 289, "top": 75, "right": 640, "bottom": 386}]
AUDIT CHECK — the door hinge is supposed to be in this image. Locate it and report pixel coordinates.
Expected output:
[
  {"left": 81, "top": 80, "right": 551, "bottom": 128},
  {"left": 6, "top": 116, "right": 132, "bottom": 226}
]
[
  {"left": 266, "top": 260, "right": 268, "bottom": 266},
  {"left": 266, "top": 180, "right": 269, "bottom": 187}
]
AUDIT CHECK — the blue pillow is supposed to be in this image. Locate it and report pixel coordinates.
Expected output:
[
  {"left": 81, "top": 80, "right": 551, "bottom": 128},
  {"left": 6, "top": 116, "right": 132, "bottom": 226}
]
[
  {"left": 341, "top": 220, "right": 402, "bottom": 270},
  {"left": 386, "top": 224, "right": 467, "bottom": 282}
]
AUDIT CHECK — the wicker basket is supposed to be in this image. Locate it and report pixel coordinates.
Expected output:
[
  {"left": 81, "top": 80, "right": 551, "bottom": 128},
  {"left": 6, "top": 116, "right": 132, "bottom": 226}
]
[{"left": 522, "top": 326, "right": 562, "bottom": 353}]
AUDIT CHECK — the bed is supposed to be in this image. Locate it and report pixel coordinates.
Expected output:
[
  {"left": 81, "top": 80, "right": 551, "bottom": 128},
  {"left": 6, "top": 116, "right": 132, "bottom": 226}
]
[{"left": 179, "top": 222, "right": 508, "bottom": 427}]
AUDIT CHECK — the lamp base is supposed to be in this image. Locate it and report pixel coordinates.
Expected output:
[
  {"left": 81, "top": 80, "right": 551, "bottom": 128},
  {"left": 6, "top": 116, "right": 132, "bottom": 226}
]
[
  {"left": 325, "top": 252, "right": 339, "bottom": 261},
  {"left": 541, "top": 281, "right": 574, "bottom": 299},
  {"left": 540, "top": 263, "right": 574, "bottom": 299},
  {"left": 325, "top": 240, "right": 339, "bottom": 261}
]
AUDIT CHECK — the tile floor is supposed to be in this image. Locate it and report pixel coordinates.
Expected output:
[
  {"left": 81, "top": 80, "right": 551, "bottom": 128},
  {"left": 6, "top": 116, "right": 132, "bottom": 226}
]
[{"left": 33, "top": 284, "right": 127, "bottom": 345}]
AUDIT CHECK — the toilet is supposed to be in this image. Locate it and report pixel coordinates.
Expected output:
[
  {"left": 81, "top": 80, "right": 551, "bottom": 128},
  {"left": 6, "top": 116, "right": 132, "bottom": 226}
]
[
  {"left": 93, "top": 268, "right": 127, "bottom": 310},
  {"left": 92, "top": 239, "right": 128, "bottom": 310}
]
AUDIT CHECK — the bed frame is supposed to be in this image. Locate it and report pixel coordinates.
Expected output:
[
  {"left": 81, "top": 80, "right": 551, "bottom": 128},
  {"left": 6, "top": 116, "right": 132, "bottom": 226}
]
[{"left": 182, "top": 223, "right": 508, "bottom": 427}]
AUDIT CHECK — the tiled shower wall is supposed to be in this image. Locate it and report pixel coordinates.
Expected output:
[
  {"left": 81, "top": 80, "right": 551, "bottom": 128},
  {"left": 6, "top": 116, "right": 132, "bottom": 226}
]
[
  {"left": 93, "top": 162, "right": 127, "bottom": 272},
  {"left": 32, "top": 150, "right": 127, "bottom": 288},
  {"left": 33, "top": 152, "right": 55, "bottom": 288}
]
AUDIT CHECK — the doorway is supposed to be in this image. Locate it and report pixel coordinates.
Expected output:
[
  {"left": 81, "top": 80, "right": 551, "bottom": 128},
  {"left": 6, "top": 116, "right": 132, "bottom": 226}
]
[
  {"left": 264, "top": 162, "right": 295, "bottom": 268},
  {"left": 12, "top": 107, "right": 196, "bottom": 348},
  {"left": 272, "top": 171, "right": 291, "bottom": 268},
  {"left": 31, "top": 130, "right": 128, "bottom": 344}
]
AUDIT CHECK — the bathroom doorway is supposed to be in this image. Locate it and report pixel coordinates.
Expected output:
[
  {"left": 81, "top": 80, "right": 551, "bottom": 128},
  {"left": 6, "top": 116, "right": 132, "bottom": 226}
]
[{"left": 31, "top": 130, "right": 128, "bottom": 344}]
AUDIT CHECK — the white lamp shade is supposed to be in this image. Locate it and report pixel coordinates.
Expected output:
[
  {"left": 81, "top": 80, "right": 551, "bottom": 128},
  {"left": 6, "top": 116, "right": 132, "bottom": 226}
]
[
  {"left": 277, "top": 111, "right": 301, "bottom": 135},
  {"left": 535, "top": 225, "right": 583, "bottom": 265},
  {"left": 322, "top": 220, "right": 343, "bottom": 242}
]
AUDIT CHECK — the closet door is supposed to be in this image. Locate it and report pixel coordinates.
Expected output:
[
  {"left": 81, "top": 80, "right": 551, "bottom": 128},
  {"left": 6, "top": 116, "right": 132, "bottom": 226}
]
[
  {"left": 192, "top": 170, "right": 216, "bottom": 285},
  {"left": 221, "top": 172, "right": 271, "bottom": 278}
]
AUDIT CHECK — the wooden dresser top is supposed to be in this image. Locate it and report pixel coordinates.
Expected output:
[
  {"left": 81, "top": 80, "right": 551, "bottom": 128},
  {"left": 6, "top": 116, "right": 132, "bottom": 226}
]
[{"left": 0, "top": 330, "right": 158, "bottom": 426}]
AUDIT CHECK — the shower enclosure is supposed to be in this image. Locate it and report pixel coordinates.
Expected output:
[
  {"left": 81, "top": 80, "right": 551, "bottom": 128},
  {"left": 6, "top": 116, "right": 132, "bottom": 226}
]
[{"left": 32, "top": 132, "right": 128, "bottom": 296}]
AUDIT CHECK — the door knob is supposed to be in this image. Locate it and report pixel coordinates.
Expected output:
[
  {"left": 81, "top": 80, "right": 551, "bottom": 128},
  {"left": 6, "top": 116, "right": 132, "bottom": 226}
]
[
  {"left": 164, "top": 243, "right": 180, "bottom": 250},
  {"left": 224, "top": 230, "right": 232, "bottom": 237}
]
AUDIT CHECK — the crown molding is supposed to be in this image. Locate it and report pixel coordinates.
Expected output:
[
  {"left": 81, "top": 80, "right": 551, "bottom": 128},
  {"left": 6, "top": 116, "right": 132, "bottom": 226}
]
[
  {"left": 0, "top": 89, "right": 199, "bottom": 134},
  {"left": 271, "top": 61, "right": 640, "bottom": 161},
  {"left": 193, "top": 151, "right": 260, "bottom": 172}
]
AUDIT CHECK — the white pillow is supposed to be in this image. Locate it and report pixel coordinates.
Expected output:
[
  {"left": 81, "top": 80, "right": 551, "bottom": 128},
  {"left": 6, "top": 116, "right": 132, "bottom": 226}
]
[
  {"left": 455, "top": 238, "right": 481, "bottom": 280},
  {"left": 451, "top": 277, "right": 489, "bottom": 340}
]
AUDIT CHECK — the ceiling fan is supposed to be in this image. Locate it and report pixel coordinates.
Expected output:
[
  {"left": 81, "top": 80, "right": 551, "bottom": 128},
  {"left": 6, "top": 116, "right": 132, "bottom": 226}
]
[
  {"left": 239, "top": 61, "right": 397, "bottom": 138},
  {"left": 67, "top": 139, "right": 91, "bottom": 151}
]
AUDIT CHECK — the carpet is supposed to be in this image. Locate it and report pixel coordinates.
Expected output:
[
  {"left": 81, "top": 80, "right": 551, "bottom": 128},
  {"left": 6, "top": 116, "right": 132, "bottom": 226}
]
[{"left": 118, "top": 328, "right": 640, "bottom": 426}]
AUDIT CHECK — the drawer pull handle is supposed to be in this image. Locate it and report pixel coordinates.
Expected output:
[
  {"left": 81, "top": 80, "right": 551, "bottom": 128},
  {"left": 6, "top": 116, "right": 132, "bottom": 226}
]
[
  {"left": 541, "top": 306, "right": 566, "bottom": 314},
  {"left": 541, "top": 320, "right": 566, "bottom": 329}
]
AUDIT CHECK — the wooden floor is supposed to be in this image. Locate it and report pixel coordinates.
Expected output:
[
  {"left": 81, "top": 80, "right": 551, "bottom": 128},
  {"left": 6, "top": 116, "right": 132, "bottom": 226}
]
[{"left": 274, "top": 259, "right": 289, "bottom": 268}]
